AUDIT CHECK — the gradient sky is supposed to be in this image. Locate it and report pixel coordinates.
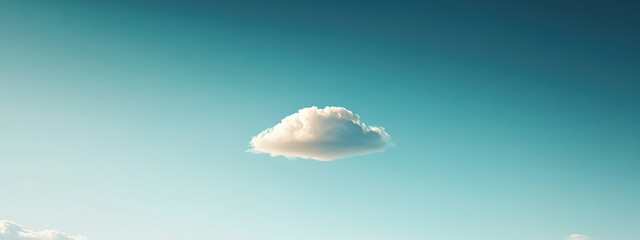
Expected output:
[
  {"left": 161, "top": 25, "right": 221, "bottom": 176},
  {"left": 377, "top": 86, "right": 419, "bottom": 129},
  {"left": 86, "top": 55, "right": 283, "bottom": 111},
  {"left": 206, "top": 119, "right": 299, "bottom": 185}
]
[{"left": 1, "top": 1, "right": 639, "bottom": 239}]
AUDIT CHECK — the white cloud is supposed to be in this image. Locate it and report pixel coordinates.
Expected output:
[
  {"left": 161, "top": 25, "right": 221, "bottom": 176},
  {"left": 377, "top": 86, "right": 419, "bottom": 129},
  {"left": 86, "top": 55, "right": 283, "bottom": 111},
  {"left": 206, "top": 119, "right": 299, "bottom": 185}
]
[
  {"left": 0, "top": 220, "right": 86, "bottom": 240},
  {"left": 567, "top": 234, "right": 590, "bottom": 240},
  {"left": 249, "top": 106, "right": 391, "bottom": 161}
]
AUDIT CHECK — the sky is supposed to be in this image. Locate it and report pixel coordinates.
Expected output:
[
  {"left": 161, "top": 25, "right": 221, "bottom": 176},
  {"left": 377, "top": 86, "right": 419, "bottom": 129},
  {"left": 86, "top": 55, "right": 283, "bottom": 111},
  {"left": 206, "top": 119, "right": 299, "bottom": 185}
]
[{"left": 1, "top": 0, "right": 639, "bottom": 239}]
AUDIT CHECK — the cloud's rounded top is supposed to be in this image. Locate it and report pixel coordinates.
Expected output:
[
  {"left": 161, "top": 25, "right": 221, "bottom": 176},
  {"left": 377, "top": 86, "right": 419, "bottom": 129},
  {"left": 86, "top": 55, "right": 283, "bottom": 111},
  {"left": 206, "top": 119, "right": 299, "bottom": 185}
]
[
  {"left": 567, "top": 234, "right": 590, "bottom": 240},
  {"left": 0, "top": 220, "right": 87, "bottom": 240},
  {"left": 249, "top": 106, "right": 390, "bottom": 161}
]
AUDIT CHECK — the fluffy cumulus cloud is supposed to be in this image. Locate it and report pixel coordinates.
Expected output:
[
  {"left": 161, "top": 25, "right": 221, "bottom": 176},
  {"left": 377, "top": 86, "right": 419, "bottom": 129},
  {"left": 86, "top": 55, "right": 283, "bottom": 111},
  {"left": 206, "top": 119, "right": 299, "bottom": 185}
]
[
  {"left": 567, "top": 234, "right": 590, "bottom": 240},
  {"left": 0, "top": 220, "right": 86, "bottom": 240},
  {"left": 249, "top": 106, "right": 391, "bottom": 161}
]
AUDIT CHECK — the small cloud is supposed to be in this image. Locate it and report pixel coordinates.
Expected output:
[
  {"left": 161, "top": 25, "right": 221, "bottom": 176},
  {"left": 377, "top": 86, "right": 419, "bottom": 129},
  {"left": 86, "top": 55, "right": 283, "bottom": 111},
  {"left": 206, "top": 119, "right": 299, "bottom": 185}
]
[
  {"left": 0, "top": 220, "right": 86, "bottom": 240},
  {"left": 249, "top": 106, "right": 391, "bottom": 161},
  {"left": 567, "top": 234, "right": 590, "bottom": 240}
]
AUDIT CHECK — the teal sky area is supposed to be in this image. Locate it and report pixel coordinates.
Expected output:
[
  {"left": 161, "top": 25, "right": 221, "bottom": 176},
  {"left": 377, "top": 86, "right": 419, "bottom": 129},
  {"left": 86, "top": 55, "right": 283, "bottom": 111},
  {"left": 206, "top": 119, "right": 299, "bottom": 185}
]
[{"left": 1, "top": 1, "right": 639, "bottom": 239}]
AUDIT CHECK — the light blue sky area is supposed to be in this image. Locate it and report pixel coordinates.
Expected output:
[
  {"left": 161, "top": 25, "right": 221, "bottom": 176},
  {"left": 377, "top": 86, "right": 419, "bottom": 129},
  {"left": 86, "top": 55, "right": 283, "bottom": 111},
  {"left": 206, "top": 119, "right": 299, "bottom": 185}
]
[{"left": 1, "top": 1, "right": 639, "bottom": 239}]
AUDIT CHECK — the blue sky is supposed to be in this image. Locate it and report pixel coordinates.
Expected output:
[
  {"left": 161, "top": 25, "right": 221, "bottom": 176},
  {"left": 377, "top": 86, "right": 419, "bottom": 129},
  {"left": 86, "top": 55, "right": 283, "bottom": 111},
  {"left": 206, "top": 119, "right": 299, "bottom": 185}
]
[{"left": 1, "top": 1, "right": 639, "bottom": 239}]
